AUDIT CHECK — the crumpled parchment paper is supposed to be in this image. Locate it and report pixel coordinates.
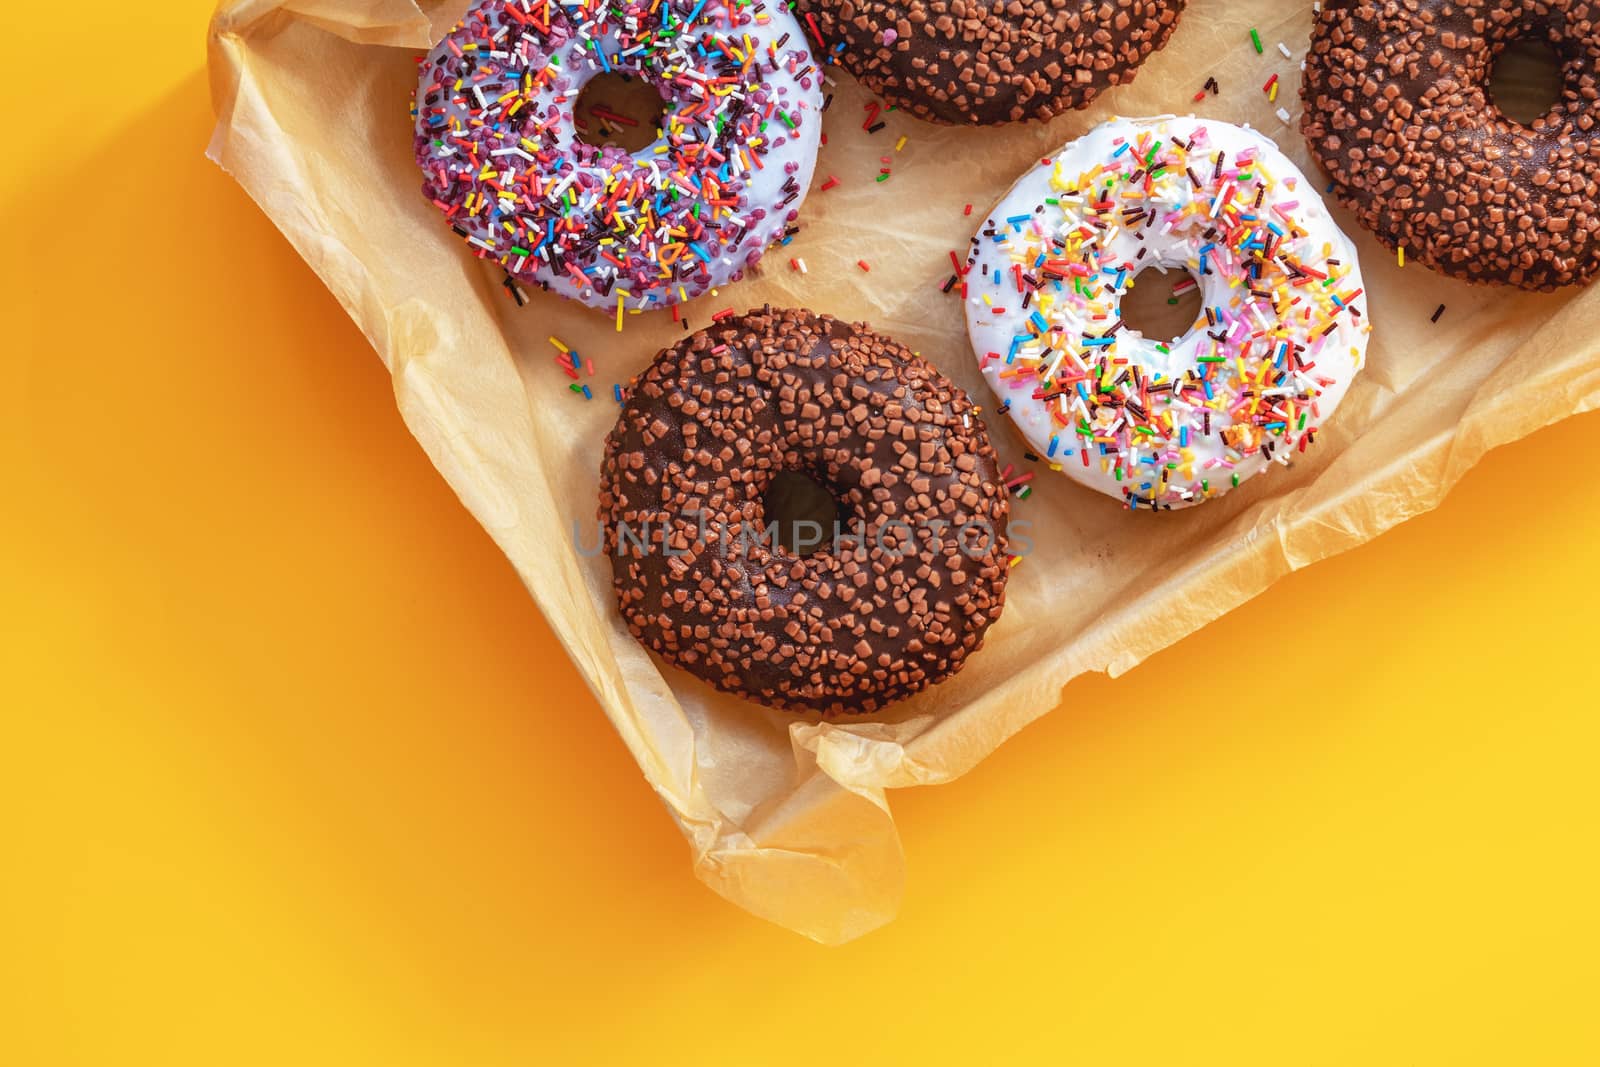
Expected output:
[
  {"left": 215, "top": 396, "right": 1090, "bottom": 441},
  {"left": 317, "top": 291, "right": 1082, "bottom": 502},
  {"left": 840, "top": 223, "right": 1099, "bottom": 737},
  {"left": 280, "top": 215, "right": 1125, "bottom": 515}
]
[{"left": 208, "top": 0, "right": 1600, "bottom": 943}]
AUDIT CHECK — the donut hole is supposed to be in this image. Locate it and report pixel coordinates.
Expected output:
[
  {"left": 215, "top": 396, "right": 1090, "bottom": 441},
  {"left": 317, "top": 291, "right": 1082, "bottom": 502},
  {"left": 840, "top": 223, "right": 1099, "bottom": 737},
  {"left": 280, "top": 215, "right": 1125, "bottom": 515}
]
[
  {"left": 762, "top": 470, "right": 844, "bottom": 557},
  {"left": 1490, "top": 37, "right": 1565, "bottom": 126},
  {"left": 573, "top": 72, "right": 669, "bottom": 154},
  {"left": 1117, "top": 267, "right": 1204, "bottom": 344}
]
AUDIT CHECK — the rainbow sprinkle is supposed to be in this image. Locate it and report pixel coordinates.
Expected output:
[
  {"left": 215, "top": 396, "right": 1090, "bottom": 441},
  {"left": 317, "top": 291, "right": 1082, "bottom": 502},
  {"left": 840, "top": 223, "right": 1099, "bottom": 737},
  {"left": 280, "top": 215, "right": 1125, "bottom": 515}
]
[
  {"left": 965, "top": 120, "right": 1369, "bottom": 510},
  {"left": 413, "top": 0, "right": 821, "bottom": 312}
]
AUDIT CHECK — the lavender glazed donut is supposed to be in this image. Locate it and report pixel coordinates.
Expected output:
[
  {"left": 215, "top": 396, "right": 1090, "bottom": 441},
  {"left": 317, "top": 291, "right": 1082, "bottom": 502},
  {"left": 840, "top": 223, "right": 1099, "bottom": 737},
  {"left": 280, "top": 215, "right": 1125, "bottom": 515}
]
[{"left": 413, "top": 0, "right": 824, "bottom": 310}]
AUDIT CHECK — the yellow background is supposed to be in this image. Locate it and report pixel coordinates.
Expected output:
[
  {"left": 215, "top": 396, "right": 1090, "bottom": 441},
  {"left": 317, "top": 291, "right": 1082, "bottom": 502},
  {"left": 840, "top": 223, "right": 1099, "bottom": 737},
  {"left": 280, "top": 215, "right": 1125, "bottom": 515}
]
[{"left": 4, "top": 4, "right": 1599, "bottom": 1063}]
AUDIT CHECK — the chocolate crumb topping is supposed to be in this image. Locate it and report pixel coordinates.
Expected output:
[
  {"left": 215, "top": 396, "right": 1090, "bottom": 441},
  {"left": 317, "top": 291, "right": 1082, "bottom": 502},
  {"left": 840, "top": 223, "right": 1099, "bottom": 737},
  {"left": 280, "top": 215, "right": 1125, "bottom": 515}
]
[
  {"left": 796, "top": 0, "right": 1186, "bottom": 125},
  {"left": 1302, "top": 0, "right": 1600, "bottom": 290},
  {"left": 598, "top": 307, "right": 1010, "bottom": 713}
]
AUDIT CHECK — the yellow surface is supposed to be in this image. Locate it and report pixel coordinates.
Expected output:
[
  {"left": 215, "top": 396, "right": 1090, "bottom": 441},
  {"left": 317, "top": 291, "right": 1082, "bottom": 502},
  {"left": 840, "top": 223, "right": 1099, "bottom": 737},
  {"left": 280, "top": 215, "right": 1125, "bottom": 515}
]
[{"left": 4, "top": 5, "right": 1599, "bottom": 1064}]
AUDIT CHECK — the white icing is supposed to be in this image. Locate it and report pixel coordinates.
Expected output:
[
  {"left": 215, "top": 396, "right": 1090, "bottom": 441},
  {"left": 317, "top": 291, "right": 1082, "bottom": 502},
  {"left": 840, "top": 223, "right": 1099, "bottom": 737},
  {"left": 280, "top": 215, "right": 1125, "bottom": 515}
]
[
  {"left": 965, "top": 115, "right": 1370, "bottom": 509},
  {"left": 417, "top": 0, "right": 822, "bottom": 311}
]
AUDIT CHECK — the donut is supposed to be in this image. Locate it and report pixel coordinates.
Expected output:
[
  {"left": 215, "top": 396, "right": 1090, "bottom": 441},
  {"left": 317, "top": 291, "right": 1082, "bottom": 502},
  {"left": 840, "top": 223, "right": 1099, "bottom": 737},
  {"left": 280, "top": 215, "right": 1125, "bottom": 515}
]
[
  {"left": 598, "top": 307, "right": 1011, "bottom": 713},
  {"left": 964, "top": 116, "right": 1372, "bottom": 510},
  {"left": 793, "top": 0, "right": 1186, "bottom": 124},
  {"left": 412, "top": 0, "right": 823, "bottom": 311},
  {"left": 1303, "top": 0, "right": 1600, "bottom": 290}
]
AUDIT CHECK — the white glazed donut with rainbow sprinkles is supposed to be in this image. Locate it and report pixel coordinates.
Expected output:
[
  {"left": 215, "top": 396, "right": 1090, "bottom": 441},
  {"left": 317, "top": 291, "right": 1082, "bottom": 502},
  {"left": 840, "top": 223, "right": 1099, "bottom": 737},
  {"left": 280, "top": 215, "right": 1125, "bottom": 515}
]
[
  {"left": 964, "top": 115, "right": 1371, "bottom": 511},
  {"left": 413, "top": 0, "right": 822, "bottom": 312}
]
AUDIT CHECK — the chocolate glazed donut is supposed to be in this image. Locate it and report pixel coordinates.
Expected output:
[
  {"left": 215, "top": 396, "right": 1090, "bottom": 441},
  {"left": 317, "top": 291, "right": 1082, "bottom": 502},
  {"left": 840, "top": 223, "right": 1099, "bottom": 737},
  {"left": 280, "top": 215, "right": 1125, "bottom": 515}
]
[
  {"left": 796, "top": 0, "right": 1187, "bottom": 124},
  {"left": 598, "top": 307, "right": 1010, "bottom": 714},
  {"left": 1303, "top": 0, "right": 1600, "bottom": 289}
]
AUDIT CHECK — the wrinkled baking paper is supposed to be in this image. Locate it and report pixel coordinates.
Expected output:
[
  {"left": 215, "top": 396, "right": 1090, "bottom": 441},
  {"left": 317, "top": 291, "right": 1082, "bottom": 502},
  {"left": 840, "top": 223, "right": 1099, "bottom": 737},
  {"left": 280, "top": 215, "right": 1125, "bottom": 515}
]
[{"left": 209, "top": 0, "right": 1600, "bottom": 943}]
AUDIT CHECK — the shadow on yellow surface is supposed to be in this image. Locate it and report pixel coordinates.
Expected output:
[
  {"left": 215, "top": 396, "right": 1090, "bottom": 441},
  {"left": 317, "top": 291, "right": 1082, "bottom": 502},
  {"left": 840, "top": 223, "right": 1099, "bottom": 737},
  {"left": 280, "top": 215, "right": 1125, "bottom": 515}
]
[{"left": 3, "top": 59, "right": 1598, "bottom": 1066}]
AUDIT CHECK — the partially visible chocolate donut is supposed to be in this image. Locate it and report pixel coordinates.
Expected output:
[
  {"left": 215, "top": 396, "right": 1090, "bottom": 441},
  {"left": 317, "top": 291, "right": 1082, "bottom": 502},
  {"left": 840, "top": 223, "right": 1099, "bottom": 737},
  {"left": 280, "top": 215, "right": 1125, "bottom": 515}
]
[
  {"left": 598, "top": 307, "right": 1010, "bottom": 714},
  {"left": 795, "top": 0, "right": 1186, "bottom": 124},
  {"left": 1302, "top": 0, "right": 1600, "bottom": 290}
]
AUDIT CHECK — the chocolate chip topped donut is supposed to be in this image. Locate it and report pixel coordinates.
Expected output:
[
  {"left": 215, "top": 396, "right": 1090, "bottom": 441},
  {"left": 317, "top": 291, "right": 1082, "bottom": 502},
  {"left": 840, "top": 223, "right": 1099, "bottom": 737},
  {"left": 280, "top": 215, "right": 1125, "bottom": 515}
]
[
  {"left": 795, "top": 0, "right": 1186, "bottom": 124},
  {"left": 1303, "top": 0, "right": 1600, "bottom": 289},
  {"left": 598, "top": 307, "right": 1010, "bottom": 713}
]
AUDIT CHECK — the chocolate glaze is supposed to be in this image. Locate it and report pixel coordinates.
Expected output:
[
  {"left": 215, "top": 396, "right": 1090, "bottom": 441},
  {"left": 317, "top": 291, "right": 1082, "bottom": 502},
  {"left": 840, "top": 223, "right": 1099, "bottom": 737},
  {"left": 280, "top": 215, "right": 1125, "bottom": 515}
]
[
  {"left": 598, "top": 307, "right": 1010, "bottom": 714},
  {"left": 796, "top": 0, "right": 1186, "bottom": 124},
  {"left": 1302, "top": 0, "right": 1600, "bottom": 290}
]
